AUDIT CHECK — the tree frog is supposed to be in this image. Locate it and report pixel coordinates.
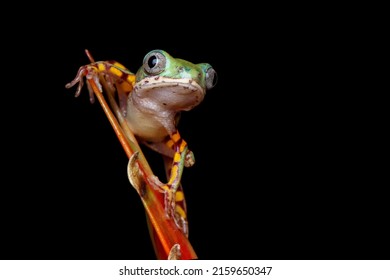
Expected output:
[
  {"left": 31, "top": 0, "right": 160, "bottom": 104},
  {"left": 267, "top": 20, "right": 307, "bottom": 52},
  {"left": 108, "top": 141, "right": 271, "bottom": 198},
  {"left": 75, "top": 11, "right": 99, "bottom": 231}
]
[{"left": 66, "top": 50, "right": 217, "bottom": 235}]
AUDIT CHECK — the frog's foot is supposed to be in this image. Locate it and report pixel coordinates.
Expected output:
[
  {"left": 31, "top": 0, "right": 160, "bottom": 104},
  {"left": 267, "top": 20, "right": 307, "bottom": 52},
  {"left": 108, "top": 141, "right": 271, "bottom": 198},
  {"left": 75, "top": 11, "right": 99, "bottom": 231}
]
[
  {"left": 65, "top": 64, "right": 103, "bottom": 103},
  {"left": 173, "top": 203, "right": 189, "bottom": 237},
  {"left": 161, "top": 186, "right": 189, "bottom": 236},
  {"left": 184, "top": 150, "right": 195, "bottom": 168},
  {"left": 163, "top": 186, "right": 175, "bottom": 218},
  {"left": 147, "top": 178, "right": 176, "bottom": 217},
  {"left": 148, "top": 177, "right": 188, "bottom": 232}
]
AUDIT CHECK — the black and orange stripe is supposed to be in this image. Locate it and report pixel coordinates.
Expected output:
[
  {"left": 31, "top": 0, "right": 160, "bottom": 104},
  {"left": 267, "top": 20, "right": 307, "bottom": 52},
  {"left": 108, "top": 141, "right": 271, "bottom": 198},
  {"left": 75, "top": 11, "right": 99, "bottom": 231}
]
[{"left": 95, "top": 61, "right": 136, "bottom": 86}]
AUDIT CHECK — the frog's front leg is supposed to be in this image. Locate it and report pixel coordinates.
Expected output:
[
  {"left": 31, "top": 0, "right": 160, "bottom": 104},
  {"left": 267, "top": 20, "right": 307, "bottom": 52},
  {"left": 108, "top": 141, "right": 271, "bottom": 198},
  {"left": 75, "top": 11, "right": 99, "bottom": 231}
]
[
  {"left": 65, "top": 61, "right": 135, "bottom": 114},
  {"left": 65, "top": 63, "right": 103, "bottom": 103}
]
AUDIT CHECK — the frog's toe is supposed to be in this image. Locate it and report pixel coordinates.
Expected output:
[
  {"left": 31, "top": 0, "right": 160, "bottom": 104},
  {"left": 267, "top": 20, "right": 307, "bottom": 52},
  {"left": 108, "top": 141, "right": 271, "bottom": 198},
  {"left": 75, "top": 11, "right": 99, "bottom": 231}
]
[{"left": 184, "top": 150, "right": 195, "bottom": 167}]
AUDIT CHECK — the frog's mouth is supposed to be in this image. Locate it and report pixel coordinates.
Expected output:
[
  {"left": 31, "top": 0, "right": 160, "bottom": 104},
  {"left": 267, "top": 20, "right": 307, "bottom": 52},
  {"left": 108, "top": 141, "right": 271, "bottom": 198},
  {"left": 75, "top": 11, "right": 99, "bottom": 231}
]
[{"left": 133, "top": 77, "right": 206, "bottom": 111}]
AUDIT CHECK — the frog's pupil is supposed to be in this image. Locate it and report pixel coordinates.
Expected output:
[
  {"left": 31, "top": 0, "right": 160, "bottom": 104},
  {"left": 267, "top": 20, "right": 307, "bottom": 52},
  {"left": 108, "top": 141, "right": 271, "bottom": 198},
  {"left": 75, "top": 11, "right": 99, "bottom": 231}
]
[{"left": 148, "top": 56, "right": 157, "bottom": 68}]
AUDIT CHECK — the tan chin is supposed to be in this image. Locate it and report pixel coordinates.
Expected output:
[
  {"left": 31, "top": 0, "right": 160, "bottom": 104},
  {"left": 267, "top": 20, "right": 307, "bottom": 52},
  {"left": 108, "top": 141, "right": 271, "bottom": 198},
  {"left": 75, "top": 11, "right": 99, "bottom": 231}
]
[{"left": 134, "top": 78, "right": 205, "bottom": 111}]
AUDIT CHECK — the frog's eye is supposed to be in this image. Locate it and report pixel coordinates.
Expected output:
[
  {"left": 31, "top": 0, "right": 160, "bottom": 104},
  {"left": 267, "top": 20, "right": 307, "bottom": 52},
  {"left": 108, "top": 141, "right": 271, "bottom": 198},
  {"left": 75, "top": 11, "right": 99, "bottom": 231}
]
[
  {"left": 143, "top": 51, "right": 166, "bottom": 75},
  {"left": 205, "top": 67, "right": 217, "bottom": 90}
]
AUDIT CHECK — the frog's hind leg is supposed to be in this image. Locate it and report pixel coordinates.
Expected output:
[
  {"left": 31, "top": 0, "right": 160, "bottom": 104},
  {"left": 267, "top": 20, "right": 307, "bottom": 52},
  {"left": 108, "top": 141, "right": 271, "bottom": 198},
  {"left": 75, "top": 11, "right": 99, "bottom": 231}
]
[
  {"left": 143, "top": 131, "right": 194, "bottom": 230},
  {"left": 135, "top": 139, "right": 190, "bottom": 236},
  {"left": 143, "top": 137, "right": 195, "bottom": 168},
  {"left": 162, "top": 155, "right": 189, "bottom": 237},
  {"left": 165, "top": 135, "right": 195, "bottom": 168}
]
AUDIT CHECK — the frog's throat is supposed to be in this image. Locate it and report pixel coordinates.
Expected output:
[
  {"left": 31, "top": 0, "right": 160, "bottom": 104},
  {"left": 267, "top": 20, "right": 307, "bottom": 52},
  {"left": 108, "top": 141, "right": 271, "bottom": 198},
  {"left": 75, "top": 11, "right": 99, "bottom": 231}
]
[{"left": 134, "top": 77, "right": 205, "bottom": 97}]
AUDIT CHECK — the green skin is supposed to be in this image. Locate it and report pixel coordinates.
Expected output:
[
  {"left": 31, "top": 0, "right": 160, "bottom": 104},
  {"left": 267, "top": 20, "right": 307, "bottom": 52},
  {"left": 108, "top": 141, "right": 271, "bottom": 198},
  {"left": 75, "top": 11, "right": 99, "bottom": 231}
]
[{"left": 135, "top": 50, "right": 212, "bottom": 89}]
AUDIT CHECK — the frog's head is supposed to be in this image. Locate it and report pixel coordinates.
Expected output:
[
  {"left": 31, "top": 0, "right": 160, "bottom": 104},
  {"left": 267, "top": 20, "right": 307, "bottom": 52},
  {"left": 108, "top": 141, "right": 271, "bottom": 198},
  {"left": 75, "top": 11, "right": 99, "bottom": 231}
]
[{"left": 134, "top": 50, "right": 217, "bottom": 111}]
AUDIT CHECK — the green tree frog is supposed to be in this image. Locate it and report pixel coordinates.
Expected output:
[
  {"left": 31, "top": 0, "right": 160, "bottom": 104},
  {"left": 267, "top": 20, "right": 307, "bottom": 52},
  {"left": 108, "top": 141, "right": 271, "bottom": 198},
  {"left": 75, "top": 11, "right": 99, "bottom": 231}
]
[{"left": 66, "top": 50, "right": 217, "bottom": 235}]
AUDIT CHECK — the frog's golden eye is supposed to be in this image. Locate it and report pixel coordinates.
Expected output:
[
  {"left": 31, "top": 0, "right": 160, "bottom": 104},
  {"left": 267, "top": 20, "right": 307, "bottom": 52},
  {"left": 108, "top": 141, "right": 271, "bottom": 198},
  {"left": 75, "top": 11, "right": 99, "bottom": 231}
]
[
  {"left": 143, "top": 51, "right": 166, "bottom": 75},
  {"left": 205, "top": 67, "right": 217, "bottom": 90}
]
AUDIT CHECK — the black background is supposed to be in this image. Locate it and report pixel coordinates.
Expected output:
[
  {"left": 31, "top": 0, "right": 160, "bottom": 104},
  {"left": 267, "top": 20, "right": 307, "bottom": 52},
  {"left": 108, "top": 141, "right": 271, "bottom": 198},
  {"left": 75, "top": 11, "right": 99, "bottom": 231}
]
[{"left": 1, "top": 6, "right": 387, "bottom": 260}]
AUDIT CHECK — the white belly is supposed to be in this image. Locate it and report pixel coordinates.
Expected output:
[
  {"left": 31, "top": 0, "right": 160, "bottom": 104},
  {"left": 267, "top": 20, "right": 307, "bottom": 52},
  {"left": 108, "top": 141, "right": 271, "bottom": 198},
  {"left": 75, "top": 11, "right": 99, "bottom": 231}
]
[{"left": 125, "top": 99, "right": 168, "bottom": 142}]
